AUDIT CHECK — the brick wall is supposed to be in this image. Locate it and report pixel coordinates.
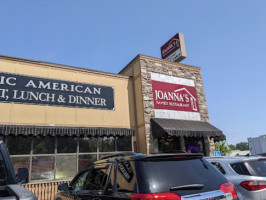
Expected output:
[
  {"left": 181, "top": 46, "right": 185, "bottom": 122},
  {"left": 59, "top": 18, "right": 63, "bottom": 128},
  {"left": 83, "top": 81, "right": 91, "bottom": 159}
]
[{"left": 138, "top": 56, "right": 213, "bottom": 155}]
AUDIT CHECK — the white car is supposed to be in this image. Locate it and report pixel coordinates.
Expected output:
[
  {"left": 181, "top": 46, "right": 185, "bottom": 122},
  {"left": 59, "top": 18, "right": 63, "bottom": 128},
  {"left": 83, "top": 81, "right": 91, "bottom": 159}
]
[{"left": 206, "top": 156, "right": 266, "bottom": 200}]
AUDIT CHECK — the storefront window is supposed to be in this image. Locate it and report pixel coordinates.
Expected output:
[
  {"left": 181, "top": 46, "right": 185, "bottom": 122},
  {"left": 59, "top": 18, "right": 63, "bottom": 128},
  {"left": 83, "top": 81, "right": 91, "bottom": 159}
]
[
  {"left": 78, "top": 154, "right": 97, "bottom": 171},
  {"left": 57, "top": 136, "right": 77, "bottom": 153},
  {"left": 31, "top": 156, "right": 55, "bottom": 180},
  {"left": 6, "top": 135, "right": 132, "bottom": 181},
  {"left": 99, "top": 153, "right": 115, "bottom": 159},
  {"left": 56, "top": 155, "right": 77, "bottom": 179},
  {"left": 79, "top": 137, "right": 97, "bottom": 153},
  {"left": 99, "top": 137, "right": 115, "bottom": 152},
  {"left": 33, "top": 136, "right": 55, "bottom": 154},
  {"left": 7, "top": 136, "right": 31, "bottom": 155},
  {"left": 117, "top": 136, "right": 132, "bottom": 151},
  {"left": 184, "top": 137, "right": 205, "bottom": 154},
  {"left": 10, "top": 157, "right": 30, "bottom": 174},
  {"left": 158, "top": 135, "right": 181, "bottom": 153}
]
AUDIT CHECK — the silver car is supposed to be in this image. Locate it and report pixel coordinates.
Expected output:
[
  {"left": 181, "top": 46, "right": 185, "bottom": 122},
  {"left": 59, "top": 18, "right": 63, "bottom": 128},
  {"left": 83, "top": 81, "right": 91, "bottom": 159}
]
[{"left": 206, "top": 156, "right": 266, "bottom": 200}]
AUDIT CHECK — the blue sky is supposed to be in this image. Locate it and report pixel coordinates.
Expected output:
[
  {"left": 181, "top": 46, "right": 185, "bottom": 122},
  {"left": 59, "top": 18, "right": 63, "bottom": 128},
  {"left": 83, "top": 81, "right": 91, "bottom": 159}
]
[{"left": 0, "top": 1, "right": 265, "bottom": 145}]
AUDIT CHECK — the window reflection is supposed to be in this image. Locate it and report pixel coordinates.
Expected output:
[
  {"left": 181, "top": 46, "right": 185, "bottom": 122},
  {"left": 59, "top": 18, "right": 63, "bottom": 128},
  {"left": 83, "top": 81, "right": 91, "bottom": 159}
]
[
  {"left": 56, "top": 155, "right": 77, "bottom": 179},
  {"left": 79, "top": 137, "right": 97, "bottom": 153},
  {"left": 117, "top": 136, "right": 132, "bottom": 151},
  {"left": 6, "top": 135, "right": 133, "bottom": 181},
  {"left": 78, "top": 154, "right": 97, "bottom": 171},
  {"left": 57, "top": 137, "right": 77, "bottom": 153},
  {"left": 7, "top": 136, "right": 31, "bottom": 155},
  {"left": 99, "top": 137, "right": 115, "bottom": 152},
  {"left": 33, "top": 136, "right": 55, "bottom": 154},
  {"left": 10, "top": 157, "right": 30, "bottom": 175},
  {"left": 31, "top": 156, "right": 55, "bottom": 180}
]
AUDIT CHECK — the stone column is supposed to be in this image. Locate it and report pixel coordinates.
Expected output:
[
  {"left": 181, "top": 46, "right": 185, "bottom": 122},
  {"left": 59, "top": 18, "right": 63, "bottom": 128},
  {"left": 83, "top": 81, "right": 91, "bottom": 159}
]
[
  {"left": 138, "top": 56, "right": 211, "bottom": 155},
  {"left": 209, "top": 137, "right": 215, "bottom": 156},
  {"left": 180, "top": 136, "right": 186, "bottom": 152},
  {"left": 203, "top": 136, "right": 215, "bottom": 156}
]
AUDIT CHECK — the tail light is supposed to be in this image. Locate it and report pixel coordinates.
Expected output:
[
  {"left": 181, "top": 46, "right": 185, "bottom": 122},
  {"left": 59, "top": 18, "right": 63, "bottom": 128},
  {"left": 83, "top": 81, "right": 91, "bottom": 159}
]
[
  {"left": 240, "top": 181, "right": 266, "bottom": 191},
  {"left": 132, "top": 192, "right": 181, "bottom": 200},
  {"left": 220, "top": 182, "right": 238, "bottom": 199}
]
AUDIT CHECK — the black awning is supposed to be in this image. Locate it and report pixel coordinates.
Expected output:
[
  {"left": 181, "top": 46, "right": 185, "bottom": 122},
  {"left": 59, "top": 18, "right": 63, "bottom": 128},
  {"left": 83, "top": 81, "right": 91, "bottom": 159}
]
[
  {"left": 151, "top": 118, "right": 225, "bottom": 141},
  {"left": 0, "top": 125, "right": 134, "bottom": 137}
]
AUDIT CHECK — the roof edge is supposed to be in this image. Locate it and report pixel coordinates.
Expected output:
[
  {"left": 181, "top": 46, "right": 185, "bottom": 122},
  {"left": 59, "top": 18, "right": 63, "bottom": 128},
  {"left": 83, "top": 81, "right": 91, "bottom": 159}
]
[
  {"left": 119, "top": 54, "right": 201, "bottom": 74},
  {"left": 0, "top": 54, "right": 130, "bottom": 79}
]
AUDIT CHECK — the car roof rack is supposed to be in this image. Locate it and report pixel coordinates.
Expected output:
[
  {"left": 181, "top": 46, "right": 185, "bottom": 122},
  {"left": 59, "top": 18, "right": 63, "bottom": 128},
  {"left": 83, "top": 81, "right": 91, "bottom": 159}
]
[{"left": 100, "top": 152, "right": 138, "bottom": 160}]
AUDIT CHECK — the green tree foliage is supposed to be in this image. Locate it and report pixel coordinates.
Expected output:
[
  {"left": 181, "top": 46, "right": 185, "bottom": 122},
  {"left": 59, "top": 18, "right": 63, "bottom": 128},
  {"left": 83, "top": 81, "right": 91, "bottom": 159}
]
[
  {"left": 214, "top": 141, "right": 232, "bottom": 156},
  {"left": 228, "top": 144, "right": 236, "bottom": 150},
  {"left": 236, "top": 142, "right": 249, "bottom": 151}
]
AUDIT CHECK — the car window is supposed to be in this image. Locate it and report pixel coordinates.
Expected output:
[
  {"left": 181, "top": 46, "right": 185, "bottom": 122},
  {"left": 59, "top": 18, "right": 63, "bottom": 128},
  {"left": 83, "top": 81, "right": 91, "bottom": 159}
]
[
  {"left": 246, "top": 160, "right": 266, "bottom": 177},
  {"left": 135, "top": 158, "right": 228, "bottom": 196},
  {"left": 231, "top": 162, "right": 251, "bottom": 175},
  {"left": 211, "top": 162, "right": 226, "bottom": 174},
  {"left": 83, "top": 164, "right": 110, "bottom": 192},
  {"left": 71, "top": 170, "right": 90, "bottom": 191}
]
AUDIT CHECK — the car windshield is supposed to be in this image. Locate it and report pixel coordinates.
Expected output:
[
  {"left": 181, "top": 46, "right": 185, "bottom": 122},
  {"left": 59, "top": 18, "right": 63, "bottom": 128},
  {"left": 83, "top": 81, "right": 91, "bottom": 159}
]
[
  {"left": 246, "top": 160, "right": 266, "bottom": 177},
  {"left": 135, "top": 158, "right": 227, "bottom": 196}
]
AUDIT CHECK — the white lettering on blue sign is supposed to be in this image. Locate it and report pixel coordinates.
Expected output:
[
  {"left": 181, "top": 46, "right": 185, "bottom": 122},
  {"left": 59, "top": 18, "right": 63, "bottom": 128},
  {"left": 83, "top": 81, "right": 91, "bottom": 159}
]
[
  {"left": 214, "top": 151, "right": 221, "bottom": 156},
  {"left": 0, "top": 72, "right": 114, "bottom": 109}
]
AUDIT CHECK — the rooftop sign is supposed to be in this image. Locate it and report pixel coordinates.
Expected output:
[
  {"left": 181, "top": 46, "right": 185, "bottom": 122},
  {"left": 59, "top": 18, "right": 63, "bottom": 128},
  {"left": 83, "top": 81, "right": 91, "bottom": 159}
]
[{"left": 160, "top": 33, "right": 187, "bottom": 62}]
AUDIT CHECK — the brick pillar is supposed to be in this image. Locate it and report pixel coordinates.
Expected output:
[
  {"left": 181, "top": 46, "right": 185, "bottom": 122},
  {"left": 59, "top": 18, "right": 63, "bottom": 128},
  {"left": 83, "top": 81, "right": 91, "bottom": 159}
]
[{"left": 203, "top": 136, "right": 214, "bottom": 156}]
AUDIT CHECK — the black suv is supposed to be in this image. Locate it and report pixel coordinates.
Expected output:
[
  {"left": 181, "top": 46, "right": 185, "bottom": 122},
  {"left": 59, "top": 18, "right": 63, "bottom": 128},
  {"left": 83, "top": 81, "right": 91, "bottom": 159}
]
[
  {"left": 55, "top": 152, "right": 238, "bottom": 200},
  {"left": 0, "top": 140, "right": 36, "bottom": 200}
]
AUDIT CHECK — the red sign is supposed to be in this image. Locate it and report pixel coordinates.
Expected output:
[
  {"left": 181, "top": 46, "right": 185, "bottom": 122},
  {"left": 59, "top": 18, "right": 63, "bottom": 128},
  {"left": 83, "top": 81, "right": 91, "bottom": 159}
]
[
  {"left": 152, "top": 80, "right": 199, "bottom": 112},
  {"left": 187, "top": 145, "right": 199, "bottom": 151},
  {"left": 160, "top": 33, "right": 180, "bottom": 59}
]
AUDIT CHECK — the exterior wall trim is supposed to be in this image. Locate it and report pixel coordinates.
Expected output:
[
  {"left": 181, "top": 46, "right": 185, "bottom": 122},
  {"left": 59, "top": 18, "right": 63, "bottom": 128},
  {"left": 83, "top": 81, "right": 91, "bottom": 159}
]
[
  {"left": 0, "top": 124, "right": 135, "bottom": 137},
  {"left": 0, "top": 54, "right": 130, "bottom": 80},
  {"left": 0, "top": 123, "right": 135, "bottom": 129}
]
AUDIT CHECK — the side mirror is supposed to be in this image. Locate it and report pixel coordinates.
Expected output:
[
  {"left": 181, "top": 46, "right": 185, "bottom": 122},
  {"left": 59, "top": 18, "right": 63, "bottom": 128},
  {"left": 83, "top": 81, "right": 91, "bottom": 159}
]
[
  {"left": 58, "top": 183, "right": 69, "bottom": 191},
  {"left": 16, "top": 168, "right": 29, "bottom": 184}
]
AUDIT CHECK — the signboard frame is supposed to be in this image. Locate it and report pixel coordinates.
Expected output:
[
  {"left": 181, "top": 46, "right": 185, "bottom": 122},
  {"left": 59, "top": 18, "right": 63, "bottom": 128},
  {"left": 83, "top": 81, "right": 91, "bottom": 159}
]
[
  {"left": 151, "top": 72, "right": 201, "bottom": 121},
  {"left": 160, "top": 33, "right": 187, "bottom": 63}
]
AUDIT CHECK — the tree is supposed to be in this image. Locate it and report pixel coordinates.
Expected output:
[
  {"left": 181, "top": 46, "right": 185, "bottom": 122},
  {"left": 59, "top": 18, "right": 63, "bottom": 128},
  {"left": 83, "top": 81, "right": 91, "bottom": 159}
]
[
  {"left": 214, "top": 141, "right": 232, "bottom": 156},
  {"left": 228, "top": 144, "right": 236, "bottom": 150},
  {"left": 236, "top": 142, "right": 249, "bottom": 151}
]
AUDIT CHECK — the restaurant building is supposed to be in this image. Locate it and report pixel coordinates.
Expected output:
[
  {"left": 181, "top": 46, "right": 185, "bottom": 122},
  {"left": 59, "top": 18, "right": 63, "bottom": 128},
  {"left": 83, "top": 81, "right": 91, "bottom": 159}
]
[{"left": 0, "top": 54, "right": 225, "bottom": 182}]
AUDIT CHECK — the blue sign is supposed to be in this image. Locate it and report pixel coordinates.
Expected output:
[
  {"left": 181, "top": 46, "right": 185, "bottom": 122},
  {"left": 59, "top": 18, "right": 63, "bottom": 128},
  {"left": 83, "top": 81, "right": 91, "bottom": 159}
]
[
  {"left": 187, "top": 145, "right": 199, "bottom": 152},
  {"left": 0, "top": 72, "right": 114, "bottom": 110},
  {"left": 214, "top": 151, "right": 221, "bottom": 156}
]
